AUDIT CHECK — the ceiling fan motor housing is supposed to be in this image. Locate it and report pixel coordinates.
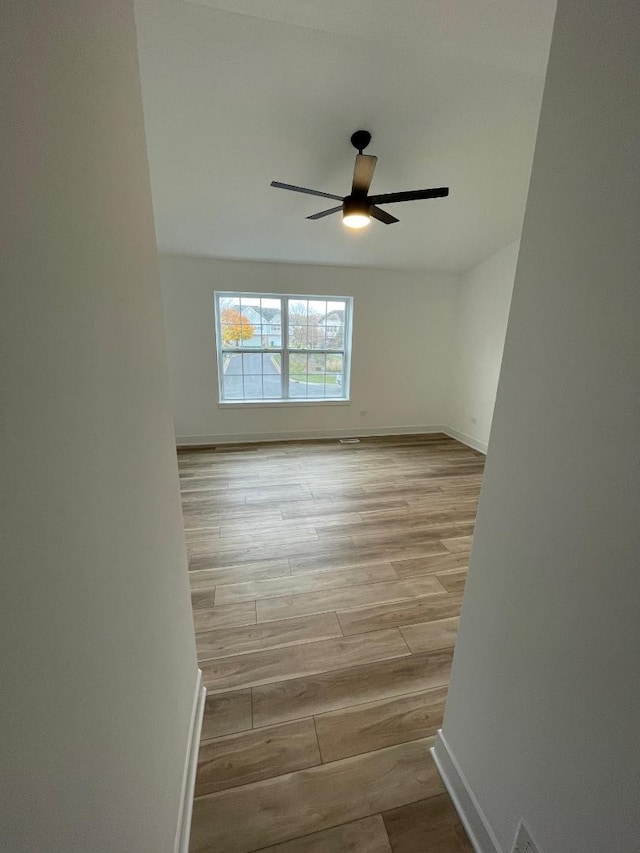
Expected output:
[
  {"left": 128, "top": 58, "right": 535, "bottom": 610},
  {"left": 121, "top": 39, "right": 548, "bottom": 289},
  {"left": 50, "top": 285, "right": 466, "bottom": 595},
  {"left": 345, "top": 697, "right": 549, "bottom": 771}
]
[{"left": 343, "top": 195, "right": 370, "bottom": 217}]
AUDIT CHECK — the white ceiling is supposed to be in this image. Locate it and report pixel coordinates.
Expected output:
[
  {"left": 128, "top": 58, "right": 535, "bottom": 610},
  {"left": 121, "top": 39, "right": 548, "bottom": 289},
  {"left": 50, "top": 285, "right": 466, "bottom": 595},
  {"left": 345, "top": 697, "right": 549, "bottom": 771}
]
[{"left": 134, "top": 0, "right": 556, "bottom": 273}]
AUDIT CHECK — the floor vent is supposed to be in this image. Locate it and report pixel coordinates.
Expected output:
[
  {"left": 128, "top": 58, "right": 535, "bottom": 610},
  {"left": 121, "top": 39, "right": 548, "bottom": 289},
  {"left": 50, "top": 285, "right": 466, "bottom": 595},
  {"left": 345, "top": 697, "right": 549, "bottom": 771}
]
[
  {"left": 339, "top": 438, "right": 360, "bottom": 444},
  {"left": 513, "top": 823, "right": 540, "bottom": 853}
]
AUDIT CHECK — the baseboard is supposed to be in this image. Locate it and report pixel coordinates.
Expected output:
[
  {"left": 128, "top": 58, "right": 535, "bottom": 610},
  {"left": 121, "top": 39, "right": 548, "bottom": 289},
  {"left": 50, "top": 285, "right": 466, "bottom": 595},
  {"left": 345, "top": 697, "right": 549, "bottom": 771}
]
[
  {"left": 442, "top": 426, "right": 488, "bottom": 455},
  {"left": 176, "top": 424, "right": 448, "bottom": 447},
  {"left": 174, "top": 669, "right": 206, "bottom": 853},
  {"left": 431, "top": 730, "right": 501, "bottom": 853}
]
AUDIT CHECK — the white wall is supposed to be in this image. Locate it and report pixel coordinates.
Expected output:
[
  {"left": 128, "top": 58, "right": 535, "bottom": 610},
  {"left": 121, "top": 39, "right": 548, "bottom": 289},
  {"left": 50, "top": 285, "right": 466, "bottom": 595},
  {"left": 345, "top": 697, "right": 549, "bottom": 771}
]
[
  {"left": 441, "top": 1, "right": 640, "bottom": 851},
  {"left": 0, "top": 3, "right": 198, "bottom": 851},
  {"left": 159, "top": 254, "right": 457, "bottom": 443},
  {"left": 448, "top": 241, "right": 518, "bottom": 452}
]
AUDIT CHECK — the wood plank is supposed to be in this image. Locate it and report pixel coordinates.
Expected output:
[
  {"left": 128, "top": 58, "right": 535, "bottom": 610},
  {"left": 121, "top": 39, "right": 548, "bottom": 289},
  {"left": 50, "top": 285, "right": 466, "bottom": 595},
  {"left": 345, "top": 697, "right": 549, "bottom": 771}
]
[
  {"left": 392, "top": 553, "right": 467, "bottom": 579},
  {"left": 185, "top": 509, "right": 283, "bottom": 528},
  {"left": 256, "top": 577, "right": 444, "bottom": 623},
  {"left": 337, "top": 591, "right": 463, "bottom": 636},
  {"left": 195, "top": 718, "right": 321, "bottom": 796},
  {"left": 200, "top": 690, "right": 252, "bottom": 741},
  {"left": 191, "top": 588, "right": 215, "bottom": 610},
  {"left": 245, "top": 486, "right": 314, "bottom": 504},
  {"left": 189, "top": 528, "right": 319, "bottom": 553},
  {"left": 382, "top": 794, "right": 473, "bottom": 852},
  {"left": 184, "top": 526, "right": 221, "bottom": 539},
  {"left": 189, "top": 560, "right": 291, "bottom": 589},
  {"left": 379, "top": 543, "right": 453, "bottom": 563},
  {"left": 314, "top": 687, "right": 447, "bottom": 763},
  {"left": 256, "top": 815, "right": 392, "bottom": 853},
  {"left": 190, "top": 738, "right": 444, "bottom": 853},
  {"left": 405, "top": 576, "right": 448, "bottom": 596},
  {"left": 219, "top": 512, "right": 362, "bottom": 535},
  {"left": 253, "top": 650, "right": 453, "bottom": 728},
  {"left": 282, "top": 497, "right": 409, "bottom": 519},
  {"left": 215, "top": 563, "right": 398, "bottom": 605},
  {"left": 441, "top": 535, "right": 473, "bottom": 554},
  {"left": 288, "top": 549, "right": 401, "bottom": 575},
  {"left": 315, "top": 515, "right": 465, "bottom": 539},
  {"left": 193, "top": 602, "right": 256, "bottom": 633},
  {"left": 358, "top": 483, "right": 451, "bottom": 499},
  {"left": 200, "top": 629, "right": 411, "bottom": 693},
  {"left": 196, "top": 613, "right": 342, "bottom": 662},
  {"left": 288, "top": 540, "right": 450, "bottom": 575},
  {"left": 351, "top": 525, "right": 462, "bottom": 549},
  {"left": 435, "top": 568, "right": 467, "bottom": 594},
  {"left": 400, "top": 617, "right": 460, "bottom": 654},
  {"left": 190, "top": 535, "right": 357, "bottom": 570}
]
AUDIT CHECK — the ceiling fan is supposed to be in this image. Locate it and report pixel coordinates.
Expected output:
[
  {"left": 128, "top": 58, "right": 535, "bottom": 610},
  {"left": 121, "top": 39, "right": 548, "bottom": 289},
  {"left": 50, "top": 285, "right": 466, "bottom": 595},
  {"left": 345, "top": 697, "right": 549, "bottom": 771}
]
[{"left": 271, "top": 130, "right": 449, "bottom": 229}]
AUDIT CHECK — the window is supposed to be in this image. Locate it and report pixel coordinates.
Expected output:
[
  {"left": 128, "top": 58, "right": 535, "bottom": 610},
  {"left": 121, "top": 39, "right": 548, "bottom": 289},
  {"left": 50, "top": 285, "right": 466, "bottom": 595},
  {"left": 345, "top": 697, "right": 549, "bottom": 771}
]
[{"left": 214, "top": 292, "right": 352, "bottom": 402}]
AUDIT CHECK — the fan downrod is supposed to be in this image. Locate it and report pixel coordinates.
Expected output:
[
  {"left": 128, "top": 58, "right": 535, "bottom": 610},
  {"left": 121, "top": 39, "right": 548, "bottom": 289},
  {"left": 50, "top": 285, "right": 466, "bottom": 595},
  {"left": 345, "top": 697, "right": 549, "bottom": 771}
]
[{"left": 350, "top": 130, "right": 372, "bottom": 154}]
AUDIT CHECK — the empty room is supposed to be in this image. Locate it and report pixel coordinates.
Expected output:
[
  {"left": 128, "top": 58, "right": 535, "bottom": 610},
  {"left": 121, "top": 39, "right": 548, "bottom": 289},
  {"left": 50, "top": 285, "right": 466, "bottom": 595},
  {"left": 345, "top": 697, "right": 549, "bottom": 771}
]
[{"left": 3, "top": 2, "right": 638, "bottom": 853}]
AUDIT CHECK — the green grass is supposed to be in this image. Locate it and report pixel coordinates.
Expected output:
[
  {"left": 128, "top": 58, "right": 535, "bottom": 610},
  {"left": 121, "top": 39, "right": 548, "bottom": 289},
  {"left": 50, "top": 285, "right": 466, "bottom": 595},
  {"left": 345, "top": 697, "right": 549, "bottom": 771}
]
[{"left": 304, "top": 374, "right": 338, "bottom": 385}]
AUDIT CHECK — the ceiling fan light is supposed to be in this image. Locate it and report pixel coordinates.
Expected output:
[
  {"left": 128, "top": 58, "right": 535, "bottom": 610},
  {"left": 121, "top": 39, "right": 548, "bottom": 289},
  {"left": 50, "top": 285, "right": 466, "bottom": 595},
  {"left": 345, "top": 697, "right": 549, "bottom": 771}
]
[
  {"left": 343, "top": 196, "right": 370, "bottom": 229},
  {"left": 343, "top": 213, "right": 370, "bottom": 229}
]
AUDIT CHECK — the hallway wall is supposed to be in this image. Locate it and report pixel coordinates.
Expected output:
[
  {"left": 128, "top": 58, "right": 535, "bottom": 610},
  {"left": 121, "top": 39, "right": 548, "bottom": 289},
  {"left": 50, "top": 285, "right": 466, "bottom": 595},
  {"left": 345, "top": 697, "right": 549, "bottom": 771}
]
[
  {"left": 447, "top": 241, "right": 518, "bottom": 452},
  {"left": 1, "top": 3, "right": 198, "bottom": 851},
  {"left": 441, "top": 0, "right": 640, "bottom": 850}
]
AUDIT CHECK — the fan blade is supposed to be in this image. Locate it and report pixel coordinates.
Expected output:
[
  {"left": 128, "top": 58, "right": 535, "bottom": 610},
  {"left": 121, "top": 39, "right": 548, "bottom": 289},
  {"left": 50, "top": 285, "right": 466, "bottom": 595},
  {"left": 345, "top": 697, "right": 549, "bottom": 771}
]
[
  {"left": 271, "top": 181, "right": 343, "bottom": 201},
  {"left": 306, "top": 205, "right": 343, "bottom": 220},
  {"left": 370, "top": 206, "right": 399, "bottom": 224},
  {"left": 368, "top": 187, "right": 449, "bottom": 205},
  {"left": 351, "top": 154, "right": 377, "bottom": 195}
]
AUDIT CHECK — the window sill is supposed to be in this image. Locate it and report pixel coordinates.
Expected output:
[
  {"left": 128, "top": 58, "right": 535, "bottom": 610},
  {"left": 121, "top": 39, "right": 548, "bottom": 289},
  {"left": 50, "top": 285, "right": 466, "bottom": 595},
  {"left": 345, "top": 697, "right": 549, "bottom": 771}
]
[{"left": 218, "top": 399, "right": 351, "bottom": 409}]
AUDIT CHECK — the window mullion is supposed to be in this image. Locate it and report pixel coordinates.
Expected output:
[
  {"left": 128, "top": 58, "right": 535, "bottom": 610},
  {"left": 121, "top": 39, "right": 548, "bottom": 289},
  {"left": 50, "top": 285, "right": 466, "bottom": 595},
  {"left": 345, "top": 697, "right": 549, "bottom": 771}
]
[{"left": 282, "top": 298, "right": 289, "bottom": 398}]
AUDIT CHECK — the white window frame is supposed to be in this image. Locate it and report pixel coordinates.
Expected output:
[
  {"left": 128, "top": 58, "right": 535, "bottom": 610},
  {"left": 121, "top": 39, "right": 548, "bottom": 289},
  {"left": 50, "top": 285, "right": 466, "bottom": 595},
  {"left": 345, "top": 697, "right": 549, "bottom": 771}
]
[{"left": 214, "top": 291, "right": 353, "bottom": 405}]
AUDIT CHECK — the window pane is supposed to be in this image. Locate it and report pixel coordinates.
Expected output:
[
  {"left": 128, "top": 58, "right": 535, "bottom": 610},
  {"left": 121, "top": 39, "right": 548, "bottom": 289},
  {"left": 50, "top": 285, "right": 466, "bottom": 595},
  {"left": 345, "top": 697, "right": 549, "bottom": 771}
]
[
  {"left": 288, "top": 299, "right": 307, "bottom": 349},
  {"left": 325, "top": 300, "right": 346, "bottom": 349},
  {"left": 308, "top": 300, "right": 326, "bottom": 320},
  {"left": 222, "top": 352, "right": 283, "bottom": 400},
  {"left": 288, "top": 299, "right": 308, "bottom": 322},
  {"left": 289, "top": 352, "right": 307, "bottom": 376},
  {"left": 307, "top": 352, "right": 326, "bottom": 381},
  {"left": 288, "top": 323, "right": 308, "bottom": 349},
  {"left": 327, "top": 324, "right": 344, "bottom": 349},
  {"left": 242, "top": 372, "right": 264, "bottom": 399},
  {"left": 325, "top": 353, "right": 344, "bottom": 397},
  {"left": 260, "top": 298, "right": 283, "bottom": 348},
  {"left": 289, "top": 375, "right": 308, "bottom": 397},
  {"left": 219, "top": 306, "right": 257, "bottom": 347},
  {"left": 244, "top": 324, "right": 263, "bottom": 348},
  {"left": 307, "top": 319, "right": 327, "bottom": 350},
  {"left": 307, "top": 300, "right": 326, "bottom": 350},
  {"left": 242, "top": 352, "right": 262, "bottom": 375},
  {"left": 219, "top": 297, "right": 240, "bottom": 313},
  {"left": 222, "top": 353, "right": 244, "bottom": 399},
  {"left": 263, "top": 353, "right": 282, "bottom": 398},
  {"left": 305, "top": 353, "right": 326, "bottom": 397}
]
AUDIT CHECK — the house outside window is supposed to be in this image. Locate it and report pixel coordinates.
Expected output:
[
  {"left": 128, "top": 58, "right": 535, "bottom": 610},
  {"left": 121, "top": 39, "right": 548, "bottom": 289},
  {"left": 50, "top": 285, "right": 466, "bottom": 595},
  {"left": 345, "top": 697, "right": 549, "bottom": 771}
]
[{"left": 214, "top": 292, "right": 352, "bottom": 402}]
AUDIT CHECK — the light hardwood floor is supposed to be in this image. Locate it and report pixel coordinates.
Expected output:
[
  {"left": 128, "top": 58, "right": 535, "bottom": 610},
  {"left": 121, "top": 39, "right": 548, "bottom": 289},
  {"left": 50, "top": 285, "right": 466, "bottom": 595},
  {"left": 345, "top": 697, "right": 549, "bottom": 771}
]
[{"left": 181, "top": 434, "right": 481, "bottom": 853}]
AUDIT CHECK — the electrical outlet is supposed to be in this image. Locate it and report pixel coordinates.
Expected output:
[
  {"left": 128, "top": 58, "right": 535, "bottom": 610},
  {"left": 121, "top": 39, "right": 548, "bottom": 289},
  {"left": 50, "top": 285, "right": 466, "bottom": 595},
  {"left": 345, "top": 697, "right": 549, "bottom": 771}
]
[{"left": 513, "top": 822, "right": 540, "bottom": 853}]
